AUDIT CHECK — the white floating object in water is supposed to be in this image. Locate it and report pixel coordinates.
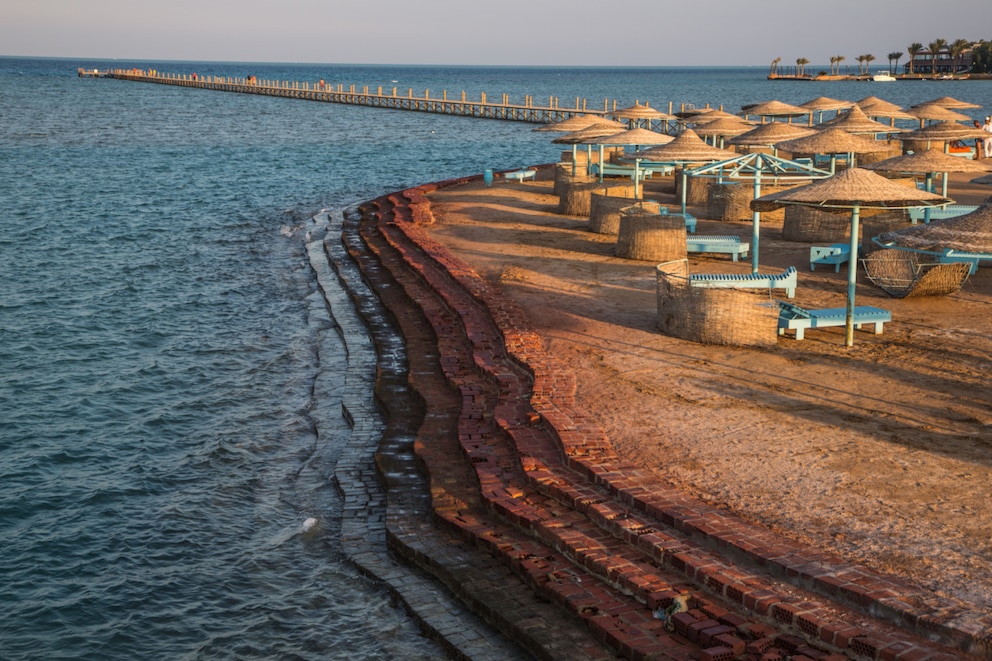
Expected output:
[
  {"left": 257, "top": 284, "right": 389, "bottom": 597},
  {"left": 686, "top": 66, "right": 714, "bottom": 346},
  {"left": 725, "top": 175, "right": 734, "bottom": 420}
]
[{"left": 302, "top": 517, "right": 318, "bottom": 533}]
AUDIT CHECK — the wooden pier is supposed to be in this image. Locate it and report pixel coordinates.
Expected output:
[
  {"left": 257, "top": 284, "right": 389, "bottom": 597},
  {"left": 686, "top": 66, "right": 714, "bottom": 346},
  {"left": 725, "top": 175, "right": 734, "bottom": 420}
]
[{"left": 94, "top": 68, "right": 618, "bottom": 125}]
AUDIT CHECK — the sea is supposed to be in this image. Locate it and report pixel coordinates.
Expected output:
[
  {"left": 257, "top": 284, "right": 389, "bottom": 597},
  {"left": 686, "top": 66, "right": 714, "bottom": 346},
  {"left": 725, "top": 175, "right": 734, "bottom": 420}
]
[{"left": 1, "top": 56, "right": 990, "bottom": 661}]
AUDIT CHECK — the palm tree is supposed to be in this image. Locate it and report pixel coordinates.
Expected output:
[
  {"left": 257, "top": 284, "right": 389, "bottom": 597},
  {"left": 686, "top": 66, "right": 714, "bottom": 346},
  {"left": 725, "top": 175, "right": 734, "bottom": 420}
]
[
  {"left": 864, "top": 53, "right": 876, "bottom": 74},
  {"left": 887, "top": 52, "right": 902, "bottom": 75},
  {"left": 769, "top": 56, "right": 781, "bottom": 76},
  {"left": 796, "top": 57, "right": 809, "bottom": 77},
  {"left": 949, "top": 38, "right": 970, "bottom": 74},
  {"left": 928, "top": 38, "right": 947, "bottom": 76},
  {"left": 907, "top": 42, "right": 923, "bottom": 75},
  {"left": 835, "top": 55, "right": 846, "bottom": 75},
  {"left": 829, "top": 56, "right": 837, "bottom": 75}
]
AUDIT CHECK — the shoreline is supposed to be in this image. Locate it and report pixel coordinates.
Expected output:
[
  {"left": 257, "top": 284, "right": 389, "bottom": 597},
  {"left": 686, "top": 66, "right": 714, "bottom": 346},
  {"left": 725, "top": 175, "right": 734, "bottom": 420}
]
[{"left": 336, "top": 169, "right": 992, "bottom": 660}]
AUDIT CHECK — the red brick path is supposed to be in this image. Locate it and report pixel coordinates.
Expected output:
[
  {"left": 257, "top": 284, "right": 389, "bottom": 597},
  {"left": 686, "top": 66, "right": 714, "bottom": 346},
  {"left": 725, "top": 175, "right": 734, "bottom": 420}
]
[{"left": 345, "top": 173, "right": 990, "bottom": 661}]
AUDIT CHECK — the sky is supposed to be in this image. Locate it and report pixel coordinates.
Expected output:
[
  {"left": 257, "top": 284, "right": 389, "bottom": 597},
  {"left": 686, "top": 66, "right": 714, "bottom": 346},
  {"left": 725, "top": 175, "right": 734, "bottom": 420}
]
[{"left": 0, "top": 0, "right": 986, "bottom": 68}]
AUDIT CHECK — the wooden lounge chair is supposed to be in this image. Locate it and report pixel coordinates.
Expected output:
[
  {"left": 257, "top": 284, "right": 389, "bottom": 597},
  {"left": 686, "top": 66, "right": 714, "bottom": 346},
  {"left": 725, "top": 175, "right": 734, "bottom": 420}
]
[
  {"left": 809, "top": 244, "right": 850, "bottom": 272},
  {"left": 686, "top": 235, "right": 749, "bottom": 261},
  {"left": 690, "top": 266, "right": 798, "bottom": 299},
  {"left": 777, "top": 301, "right": 891, "bottom": 340}
]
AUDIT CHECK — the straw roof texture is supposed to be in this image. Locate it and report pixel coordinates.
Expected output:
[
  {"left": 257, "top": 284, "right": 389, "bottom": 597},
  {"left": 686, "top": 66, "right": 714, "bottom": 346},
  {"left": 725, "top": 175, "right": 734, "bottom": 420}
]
[
  {"left": 611, "top": 102, "right": 674, "bottom": 121},
  {"left": 819, "top": 105, "right": 906, "bottom": 133},
  {"left": 751, "top": 167, "right": 952, "bottom": 212},
  {"left": 775, "top": 128, "right": 893, "bottom": 156},
  {"left": 896, "top": 121, "right": 989, "bottom": 142},
  {"left": 741, "top": 100, "right": 809, "bottom": 118},
  {"left": 691, "top": 117, "right": 755, "bottom": 137},
  {"left": 630, "top": 129, "right": 738, "bottom": 162},
  {"left": 551, "top": 121, "right": 629, "bottom": 143},
  {"left": 685, "top": 109, "right": 742, "bottom": 124},
  {"left": 877, "top": 197, "right": 992, "bottom": 253},
  {"left": 800, "top": 96, "right": 854, "bottom": 111},
  {"left": 906, "top": 103, "right": 972, "bottom": 123},
  {"left": 914, "top": 96, "right": 981, "bottom": 110},
  {"left": 855, "top": 96, "right": 911, "bottom": 117},
  {"left": 533, "top": 114, "right": 602, "bottom": 132},
  {"left": 584, "top": 127, "right": 673, "bottom": 146},
  {"left": 728, "top": 122, "right": 816, "bottom": 146},
  {"left": 862, "top": 150, "right": 992, "bottom": 175}
]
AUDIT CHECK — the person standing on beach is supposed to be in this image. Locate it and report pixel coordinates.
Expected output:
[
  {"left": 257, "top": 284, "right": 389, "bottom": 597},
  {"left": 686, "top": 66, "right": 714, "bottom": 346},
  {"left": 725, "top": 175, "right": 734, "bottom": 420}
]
[{"left": 984, "top": 116, "right": 992, "bottom": 158}]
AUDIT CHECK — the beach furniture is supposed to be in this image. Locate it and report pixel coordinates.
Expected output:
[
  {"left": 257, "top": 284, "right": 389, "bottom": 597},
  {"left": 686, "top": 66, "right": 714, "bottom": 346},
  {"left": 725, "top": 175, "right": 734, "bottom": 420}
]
[
  {"left": 809, "top": 244, "right": 851, "bottom": 272},
  {"left": 777, "top": 302, "right": 891, "bottom": 340},
  {"left": 658, "top": 207, "right": 696, "bottom": 233},
  {"left": 483, "top": 169, "right": 494, "bottom": 187},
  {"left": 504, "top": 168, "right": 536, "bottom": 183},
  {"left": 907, "top": 204, "right": 978, "bottom": 224},
  {"left": 689, "top": 266, "right": 797, "bottom": 298},
  {"left": 861, "top": 249, "right": 972, "bottom": 297},
  {"left": 686, "top": 235, "right": 749, "bottom": 261}
]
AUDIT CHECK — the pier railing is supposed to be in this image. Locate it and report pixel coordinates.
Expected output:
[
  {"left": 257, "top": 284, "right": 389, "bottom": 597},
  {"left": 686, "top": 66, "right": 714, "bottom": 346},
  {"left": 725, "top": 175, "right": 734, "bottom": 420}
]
[{"left": 98, "top": 68, "right": 617, "bottom": 124}]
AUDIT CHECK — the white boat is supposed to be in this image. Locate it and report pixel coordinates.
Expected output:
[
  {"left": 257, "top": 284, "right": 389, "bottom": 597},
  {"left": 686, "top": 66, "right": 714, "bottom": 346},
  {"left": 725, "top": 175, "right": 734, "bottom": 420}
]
[{"left": 872, "top": 71, "right": 896, "bottom": 82}]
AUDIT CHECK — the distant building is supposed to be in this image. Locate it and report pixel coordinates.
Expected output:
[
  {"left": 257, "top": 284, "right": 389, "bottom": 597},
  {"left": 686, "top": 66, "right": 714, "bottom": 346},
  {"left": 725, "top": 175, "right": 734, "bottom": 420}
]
[{"left": 904, "top": 47, "right": 975, "bottom": 75}]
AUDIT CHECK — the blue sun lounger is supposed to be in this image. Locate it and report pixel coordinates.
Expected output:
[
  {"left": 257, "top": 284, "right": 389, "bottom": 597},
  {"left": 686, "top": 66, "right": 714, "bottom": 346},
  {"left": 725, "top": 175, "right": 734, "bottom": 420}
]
[
  {"left": 809, "top": 244, "right": 851, "bottom": 272},
  {"left": 686, "top": 235, "right": 749, "bottom": 261},
  {"left": 777, "top": 302, "right": 891, "bottom": 340}
]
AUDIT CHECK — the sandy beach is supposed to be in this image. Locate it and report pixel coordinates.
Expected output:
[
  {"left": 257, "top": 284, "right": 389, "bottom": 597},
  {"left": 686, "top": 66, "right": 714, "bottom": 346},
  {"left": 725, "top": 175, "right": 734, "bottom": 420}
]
[{"left": 421, "top": 166, "right": 992, "bottom": 615}]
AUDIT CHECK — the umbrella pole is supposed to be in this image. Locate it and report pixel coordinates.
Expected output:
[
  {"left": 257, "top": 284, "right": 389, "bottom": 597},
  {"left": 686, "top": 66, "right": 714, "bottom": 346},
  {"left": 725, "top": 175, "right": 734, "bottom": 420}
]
[
  {"left": 680, "top": 170, "right": 688, "bottom": 215},
  {"left": 751, "top": 172, "right": 761, "bottom": 274},
  {"left": 571, "top": 145, "right": 578, "bottom": 176},
  {"left": 599, "top": 145, "right": 605, "bottom": 183},
  {"left": 845, "top": 205, "right": 861, "bottom": 347},
  {"left": 923, "top": 172, "right": 934, "bottom": 223},
  {"left": 634, "top": 158, "right": 641, "bottom": 199}
]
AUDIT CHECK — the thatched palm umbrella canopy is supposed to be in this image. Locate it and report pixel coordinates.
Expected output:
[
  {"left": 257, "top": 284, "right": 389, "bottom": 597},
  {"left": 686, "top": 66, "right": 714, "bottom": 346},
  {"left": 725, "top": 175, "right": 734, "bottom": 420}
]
[
  {"left": 683, "top": 109, "right": 742, "bottom": 127},
  {"left": 914, "top": 96, "right": 981, "bottom": 110},
  {"left": 878, "top": 197, "right": 992, "bottom": 253},
  {"left": 862, "top": 149, "right": 992, "bottom": 217},
  {"left": 896, "top": 120, "right": 989, "bottom": 144},
  {"left": 854, "top": 97, "right": 916, "bottom": 125},
  {"left": 728, "top": 122, "right": 816, "bottom": 151},
  {"left": 610, "top": 101, "right": 675, "bottom": 129},
  {"left": 907, "top": 103, "right": 972, "bottom": 127},
  {"left": 533, "top": 114, "right": 602, "bottom": 133},
  {"left": 691, "top": 116, "right": 755, "bottom": 147},
  {"left": 629, "top": 129, "right": 739, "bottom": 214},
  {"left": 583, "top": 127, "right": 674, "bottom": 189},
  {"left": 752, "top": 168, "right": 952, "bottom": 346},
  {"left": 551, "top": 120, "right": 629, "bottom": 174},
  {"left": 800, "top": 96, "right": 854, "bottom": 124},
  {"left": 740, "top": 99, "right": 809, "bottom": 123},
  {"left": 820, "top": 105, "right": 907, "bottom": 134},
  {"left": 775, "top": 127, "right": 893, "bottom": 173}
]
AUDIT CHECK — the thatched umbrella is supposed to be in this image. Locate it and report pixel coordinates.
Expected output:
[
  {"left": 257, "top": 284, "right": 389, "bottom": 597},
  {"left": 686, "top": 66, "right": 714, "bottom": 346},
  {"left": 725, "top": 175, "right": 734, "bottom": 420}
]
[
  {"left": 853, "top": 97, "right": 916, "bottom": 126},
  {"left": 775, "top": 127, "right": 893, "bottom": 173},
  {"left": 552, "top": 120, "right": 629, "bottom": 174},
  {"left": 533, "top": 114, "right": 602, "bottom": 133},
  {"left": 800, "top": 96, "right": 854, "bottom": 125},
  {"left": 907, "top": 103, "right": 972, "bottom": 128},
  {"left": 691, "top": 116, "right": 755, "bottom": 148},
  {"left": 583, "top": 127, "right": 674, "bottom": 190},
  {"left": 740, "top": 99, "right": 810, "bottom": 124},
  {"left": 914, "top": 96, "right": 981, "bottom": 110},
  {"left": 877, "top": 197, "right": 992, "bottom": 253},
  {"left": 610, "top": 101, "right": 675, "bottom": 130},
  {"left": 896, "top": 120, "right": 989, "bottom": 146},
  {"left": 820, "top": 104, "right": 907, "bottom": 134},
  {"left": 728, "top": 122, "right": 816, "bottom": 154},
  {"left": 629, "top": 129, "right": 739, "bottom": 215},
  {"left": 752, "top": 168, "right": 952, "bottom": 345}
]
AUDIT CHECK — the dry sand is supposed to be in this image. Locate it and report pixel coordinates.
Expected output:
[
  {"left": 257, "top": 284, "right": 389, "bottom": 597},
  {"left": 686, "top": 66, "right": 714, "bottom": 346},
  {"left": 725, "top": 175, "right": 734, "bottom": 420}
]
[{"left": 423, "top": 169, "right": 992, "bottom": 612}]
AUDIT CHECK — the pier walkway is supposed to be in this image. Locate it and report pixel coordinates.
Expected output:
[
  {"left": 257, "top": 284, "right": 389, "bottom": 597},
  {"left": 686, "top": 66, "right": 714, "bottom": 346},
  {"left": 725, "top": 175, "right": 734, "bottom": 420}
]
[{"left": 91, "top": 68, "right": 613, "bottom": 124}]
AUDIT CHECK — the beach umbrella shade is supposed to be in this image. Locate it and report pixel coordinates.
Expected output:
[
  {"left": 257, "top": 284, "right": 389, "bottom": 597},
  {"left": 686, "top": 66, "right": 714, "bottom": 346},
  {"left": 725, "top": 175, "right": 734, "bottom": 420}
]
[
  {"left": 610, "top": 101, "right": 675, "bottom": 129},
  {"left": 583, "top": 127, "right": 674, "bottom": 190},
  {"left": 820, "top": 105, "right": 908, "bottom": 134},
  {"left": 628, "top": 129, "right": 739, "bottom": 214},
  {"left": 683, "top": 109, "right": 742, "bottom": 126},
  {"left": 896, "top": 120, "right": 989, "bottom": 145},
  {"left": 740, "top": 100, "right": 810, "bottom": 124},
  {"left": 775, "top": 127, "right": 893, "bottom": 173},
  {"left": 751, "top": 168, "right": 952, "bottom": 346},
  {"left": 551, "top": 120, "right": 629, "bottom": 173},
  {"left": 688, "top": 152, "right": 831, "bottom": 272},
  {"left": 862, "top": 149, "right": 992, "bottom": 221},
  {"left": 691, "top": 116, "right": 755, "bottom": 148},
  {"left": 853, "top": 97, "right": 916, "bottom": 126},
  {"left": 906, "top": 103, "right": 972, "bottom": 127},
  {"left": 533, "top": 114, "right": 603, "bottom": 132},
  {"left": 800, "top": 96, "right": 854, "bottom": 125},
  {"left": 914, "top": 96, "right": 981, "bottom": 110},
  {"left": 728, "top": 122, "right": 816, "bottom": 153},
  {"left": 877, "top": 196, "right": 992, "bottom": 253}
]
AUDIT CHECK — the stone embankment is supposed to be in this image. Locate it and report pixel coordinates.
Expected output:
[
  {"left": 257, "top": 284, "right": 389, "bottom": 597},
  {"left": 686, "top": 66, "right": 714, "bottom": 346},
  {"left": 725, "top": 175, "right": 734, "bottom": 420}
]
[{"left": 327, "top": 170, "right": 990, "bottom": 661}]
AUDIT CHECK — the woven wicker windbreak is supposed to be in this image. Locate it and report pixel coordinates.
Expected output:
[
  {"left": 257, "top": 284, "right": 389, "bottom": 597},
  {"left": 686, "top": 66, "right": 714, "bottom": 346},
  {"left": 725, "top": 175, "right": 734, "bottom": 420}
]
[
  {"left": 862, "top": 250, "right": 972, "bottom": 297},
  {"left": 655, "top": 259, "right": 779, "bottom": 346},
  {"left": 616, "top": 213, "right": 687, "bottom": 261},
  {"left": 708, "top": 179, "right": 812, "bottom": 223},
  {"left": 684, "top": 175, "right": 717, "bottom": 206},
  {"left": 559, "top": 181, "right": 638, "bottom": 217},
  {"left": 860, "top": 213, "right": 913, "bottom": 254},
  {"left": 782, "top": 205, "right": 851, "bottom": 242},
  {"left": 554, "top": 164, "right": 592, "bottom": 196},
  {"left": 589, "top": 196, "right": 659, "bottom": 235}
]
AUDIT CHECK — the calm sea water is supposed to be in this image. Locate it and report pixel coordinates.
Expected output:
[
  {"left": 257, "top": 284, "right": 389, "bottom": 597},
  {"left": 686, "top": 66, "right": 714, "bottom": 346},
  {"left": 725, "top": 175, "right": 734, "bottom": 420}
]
[{"left": 2, "top": 57, "right": 990, "bottom": 660}]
